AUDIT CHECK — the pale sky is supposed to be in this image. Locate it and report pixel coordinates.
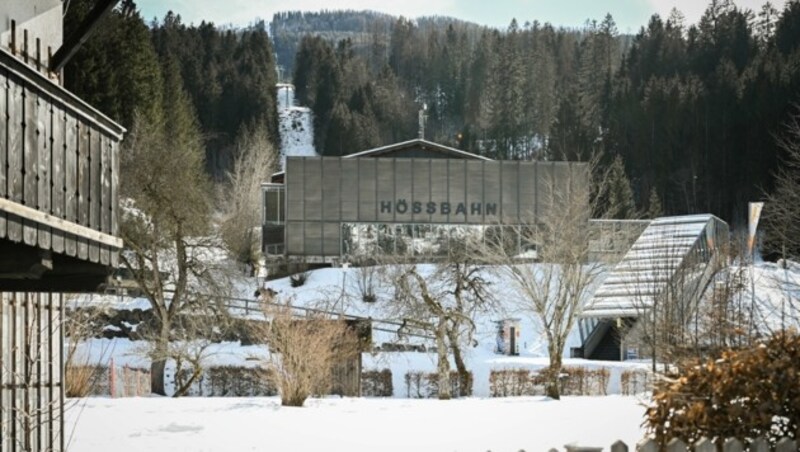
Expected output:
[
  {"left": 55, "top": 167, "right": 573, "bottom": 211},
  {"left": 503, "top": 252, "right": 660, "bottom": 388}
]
[{"left": 136, "top": 0, "right": 787, "bottom": 34}]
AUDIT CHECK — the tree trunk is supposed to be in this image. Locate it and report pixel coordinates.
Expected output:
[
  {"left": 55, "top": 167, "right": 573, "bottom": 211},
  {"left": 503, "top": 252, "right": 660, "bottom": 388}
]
[
  {"left": 151, "top": 358, "right": 167, "bottom": 395},
  {"left": 436, "top": 318, "right": 451, "bottom": 400},
  {"left": 173, "top": 366, "right": 202, "bottom": 398},
  {"left": 151, "top": 321, "right": 170, "bottom": 395},
  {"left": 447, "top": 326, "right": 470, "bottom": 397},
  {"left": 546, "top": 348, "right": 562, "bottom": 400}
]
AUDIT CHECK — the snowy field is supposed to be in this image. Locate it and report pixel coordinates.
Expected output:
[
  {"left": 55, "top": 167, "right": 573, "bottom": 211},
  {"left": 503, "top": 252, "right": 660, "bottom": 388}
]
[
  {"left": 65, "top": 254, "right": 799, "bottom": 450},
  {"left": 65, "top": 395, "right": 649, "bottom": 452}
]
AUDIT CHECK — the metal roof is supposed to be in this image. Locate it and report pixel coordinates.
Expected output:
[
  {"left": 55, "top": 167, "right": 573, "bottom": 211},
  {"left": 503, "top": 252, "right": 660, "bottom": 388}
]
[
  {"left": 269, "top": 138, "right": 492, "bottom": 181},
  {"left": 342, "top": 138, "right": 492, "bottom": 161},
  {"left": 582, "top": 214, "right": 720, "bottom": 318}
]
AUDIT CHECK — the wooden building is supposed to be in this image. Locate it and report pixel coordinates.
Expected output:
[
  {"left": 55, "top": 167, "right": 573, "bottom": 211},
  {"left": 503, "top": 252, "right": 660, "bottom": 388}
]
[{"left": 1, "top": 1, "right": 124, "bottom": 451}]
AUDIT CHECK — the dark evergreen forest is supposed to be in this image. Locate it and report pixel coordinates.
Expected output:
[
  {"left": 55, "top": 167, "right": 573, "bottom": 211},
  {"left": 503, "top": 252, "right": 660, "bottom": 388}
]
[
  {"left": 63, "top": 0, "right": 280, "bottom": 179},
  {"left": 60, "top": 0, "right": 800, "bottom": 225},
  {"left": 284, "top": 2, "right": 800, "bottom": 224}
]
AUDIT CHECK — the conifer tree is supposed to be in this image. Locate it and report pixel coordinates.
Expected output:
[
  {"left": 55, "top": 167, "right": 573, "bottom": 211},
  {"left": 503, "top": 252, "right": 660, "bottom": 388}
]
[
  {"left": 646, "top": 187, "right": 664, "bottom": 219},
  {"left": 604, "top": 155, "right": 637, "bottom": 219}
]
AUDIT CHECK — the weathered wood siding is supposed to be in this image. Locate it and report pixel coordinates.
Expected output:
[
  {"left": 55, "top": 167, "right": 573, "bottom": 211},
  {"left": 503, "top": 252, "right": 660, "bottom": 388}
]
[
  {"left": 0, "top": 48, "right": 124, "bottom": 265},
  {"left": 0, "top": 292, "right": 64, "bottom": 452}
]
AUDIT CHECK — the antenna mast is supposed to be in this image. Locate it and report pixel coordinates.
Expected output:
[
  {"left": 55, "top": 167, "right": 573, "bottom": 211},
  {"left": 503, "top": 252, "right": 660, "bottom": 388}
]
[{"left": 418, "top": 103, "right": 428, "bottom": 139}]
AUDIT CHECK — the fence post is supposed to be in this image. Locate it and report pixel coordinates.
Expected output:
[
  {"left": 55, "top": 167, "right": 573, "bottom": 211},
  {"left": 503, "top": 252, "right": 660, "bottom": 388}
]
[
  {"left": 722, "top": 438, "right": 743, "bottom": 452},
  {"left": 666, "top": 438, "right": 688, "bottom": 452},
  {"left": 694, "top": 438, "right": 715, "bottom": 452},
  {"left": 610, "top": 440, "right": 629, "bottom": 452},
  {"left": 122, "top": 366, "right": 129, "bottom": 397},
  {"left": 749, "top": 437, "right": 769, "bottom": 452},
  {"left": 636, "top": 439, "right": 658, "bottom": 452},
  {"left": 775, "top": 438, "right": 797, "bottom": 452},
  {"left": 109, "top": 358, "right": 116, "bottom": 398}
]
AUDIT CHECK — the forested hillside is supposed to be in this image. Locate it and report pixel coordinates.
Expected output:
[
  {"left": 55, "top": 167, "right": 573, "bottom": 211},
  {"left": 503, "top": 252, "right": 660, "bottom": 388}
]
[
  {"left": 59, "top": 1, "right": 800, "bottom": 223},
  {"left": 270, "top": 11, "right": 485, "bottom": 79},
  {"left": 63, "top": 0, "right": 279, "bottom": 179},
  {"left": 290, "top": 2, "right": 800, "bottom": 222}
]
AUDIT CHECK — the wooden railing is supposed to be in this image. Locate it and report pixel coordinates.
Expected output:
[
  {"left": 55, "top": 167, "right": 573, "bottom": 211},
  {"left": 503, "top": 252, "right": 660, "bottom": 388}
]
[{"left": 1, "top": 46, "right": 125, "bottom": 266}]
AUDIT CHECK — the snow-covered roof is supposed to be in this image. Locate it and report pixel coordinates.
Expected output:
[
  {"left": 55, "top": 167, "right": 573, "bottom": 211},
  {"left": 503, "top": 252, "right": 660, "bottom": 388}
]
[{"left": 582, "top": 214, "right": 724, "bottom": 318}]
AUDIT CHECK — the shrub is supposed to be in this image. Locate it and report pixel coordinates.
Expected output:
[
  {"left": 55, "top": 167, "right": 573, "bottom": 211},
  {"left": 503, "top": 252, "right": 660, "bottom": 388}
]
[
  {"left": 207, "top": 366, "right": 276, "bottom": 396},
  {"left": 490, "top": 369, "right": 539, "bottom": 397},
  {"left": 561, "top": 367, "right": 609, "bottom": 396},
  {"left": 621, "top": 370, "right": 652, "bottom": 395},
  {"left": 489, "top": 367, "right": 610, "bottom": 397},
  {"left": 254, "top": 303, "right": 361, "bottom": 406},
  {"left": 404, "top": 371, "right": 472, "bottom": 398},
  {"left": 646, "top": 331, "right": 800, "bottom": 447},
  {"left": 289, "top": 271, "right": 309, "bottom": 287},
  {"left": 66, "top": 365, "right": 104, "bottom": 397},
  {"left": 361, "top": 369, "right": 393, "bottom": 397}
]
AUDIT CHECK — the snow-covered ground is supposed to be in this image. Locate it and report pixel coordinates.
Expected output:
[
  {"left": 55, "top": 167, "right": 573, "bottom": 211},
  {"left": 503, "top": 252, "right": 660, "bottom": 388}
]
[
  {"left": 71, "top": 259, "right": 800, "bottom": 398},
  {"left": 72, "top": 262, "right": 654, "bottom": 397},
  {"left": 64, "top": 256, "right": 800, "bottom": 450},
  {"left": 65, "top": 395, "right": 649, "bottom": 452}
]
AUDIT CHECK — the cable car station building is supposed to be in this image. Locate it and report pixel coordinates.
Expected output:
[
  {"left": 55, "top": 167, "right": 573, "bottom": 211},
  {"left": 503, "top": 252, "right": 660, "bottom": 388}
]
[
  {"left": 262, "top": 139, "right": 731, "bottom": 364},
  {"left": 262, "top": 138, "right": 588, "bottom": 263}
]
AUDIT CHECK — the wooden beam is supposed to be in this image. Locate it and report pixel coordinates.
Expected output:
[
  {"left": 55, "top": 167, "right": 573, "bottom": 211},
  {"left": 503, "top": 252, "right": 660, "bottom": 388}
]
[
  {"left": 0, "top": 248, "right": 51, "bottom": 277},
  {"left": 0, "top": 197, "right": 123, "bottom": 248},
  {"left": 49, "top": 0, "right": 120, "bottom": 73},
  {"left": 0, "top": 274, "right": 109, "bottom": 292},
  {"left": 0, "top": 241, "right": 112, "bottom": 292}
]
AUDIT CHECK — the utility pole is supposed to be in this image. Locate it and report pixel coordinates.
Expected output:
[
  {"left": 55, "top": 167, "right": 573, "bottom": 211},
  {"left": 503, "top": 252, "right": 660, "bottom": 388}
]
[{"left": 418, "top": 103, "right": 428, "bottom": 140}]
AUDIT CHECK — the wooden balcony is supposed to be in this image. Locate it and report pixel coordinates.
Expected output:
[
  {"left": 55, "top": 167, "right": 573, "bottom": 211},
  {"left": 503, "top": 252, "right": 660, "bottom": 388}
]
[{"left": 0, "top": 47, "right": 125, "bottom": 291}]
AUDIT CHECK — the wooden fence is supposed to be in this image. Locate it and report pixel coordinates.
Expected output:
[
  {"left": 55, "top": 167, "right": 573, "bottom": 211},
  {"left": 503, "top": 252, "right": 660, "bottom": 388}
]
[
  {"left": 545, "top": 437, "right": 798, "bottom": 452},
  {"left": 0, "top": 292, "right": 64, "bottom": 452}
]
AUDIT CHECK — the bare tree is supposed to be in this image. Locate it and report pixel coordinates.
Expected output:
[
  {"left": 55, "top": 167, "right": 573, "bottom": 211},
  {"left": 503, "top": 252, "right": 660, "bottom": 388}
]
[
  {"left": 763, "top": 110, "right": 800, "bottom": 263},
  {"left": 253, "top": 300, "right": 361, "bottom": 407},
  {"left": 348, "top": 262, "right": 381, "bottom": 304},
  {"left": 64, "top": 299, "right": 112, "bottom": 398},
  {"left": 388, "top": 254, "right": 494, "bottom": 399},
  {"left": 694, "top": 242, "right": 751, "bottom": 353},
  {"left": 219, "top": 121, "right": 279, "bottom": 269},
  {"left": 762, "top": 110, "right": 800, "bottom": 328},
  {"left": 489, "top": 160, "right": 601, "bottom": 399},
  {"left": 135, "top": 296, "right": 236, "bottom": 398},
  {"left": 121, "top": 106, "right": 230, "bottom": 395}
]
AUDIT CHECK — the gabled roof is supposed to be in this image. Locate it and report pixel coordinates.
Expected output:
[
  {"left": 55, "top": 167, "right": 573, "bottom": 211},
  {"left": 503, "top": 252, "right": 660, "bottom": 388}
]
[
  {"left": 270, "top": 138, "right": 492, "bottom": 182},
  {"left": 342, "top": 138, "right": 493, "bottom": 161}
]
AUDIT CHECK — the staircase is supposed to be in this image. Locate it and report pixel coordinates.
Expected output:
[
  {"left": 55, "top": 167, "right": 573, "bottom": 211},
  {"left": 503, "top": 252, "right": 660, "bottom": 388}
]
[{"left": 581, "top": 318, "right": 637, "bottom": 361}]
